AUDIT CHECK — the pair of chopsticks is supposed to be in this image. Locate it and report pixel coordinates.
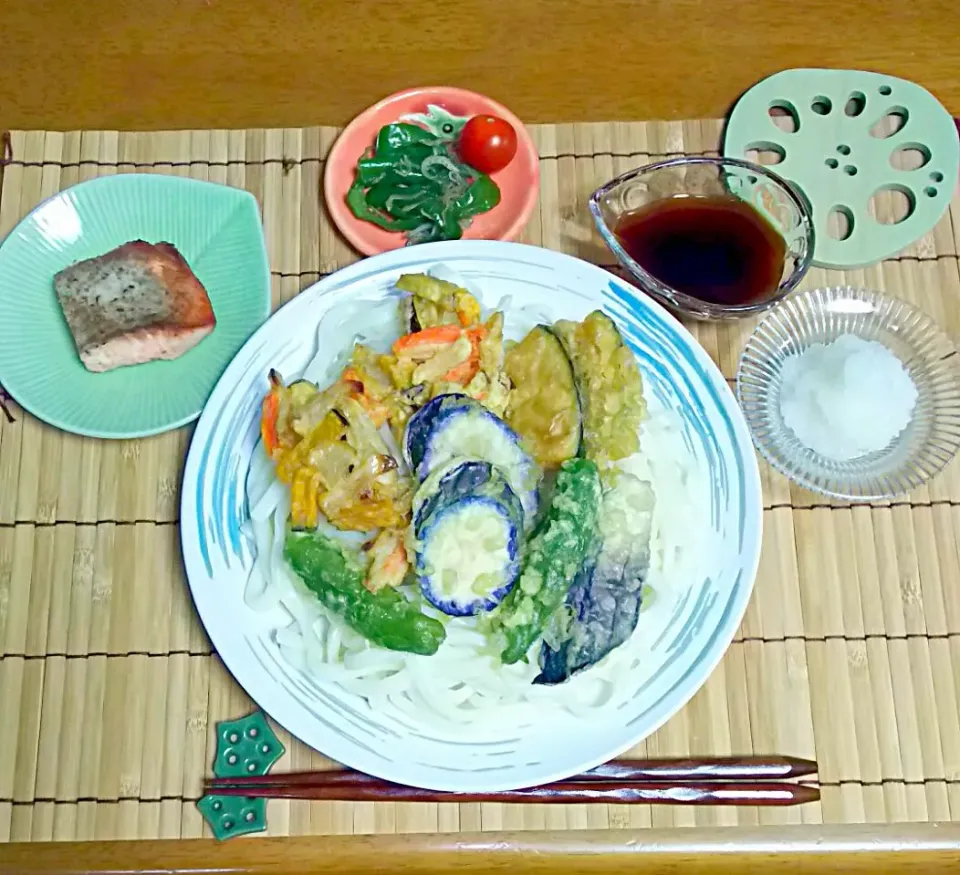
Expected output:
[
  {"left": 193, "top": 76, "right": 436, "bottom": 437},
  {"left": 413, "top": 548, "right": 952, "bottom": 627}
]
[{"left": 205, "top": 756, "right": 819, "bottom": 806}]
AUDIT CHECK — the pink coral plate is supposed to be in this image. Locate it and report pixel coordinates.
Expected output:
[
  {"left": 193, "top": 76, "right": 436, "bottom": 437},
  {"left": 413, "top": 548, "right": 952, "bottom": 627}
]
[{"left": 324, "top": 86, "right": 539, "bottom": 256}]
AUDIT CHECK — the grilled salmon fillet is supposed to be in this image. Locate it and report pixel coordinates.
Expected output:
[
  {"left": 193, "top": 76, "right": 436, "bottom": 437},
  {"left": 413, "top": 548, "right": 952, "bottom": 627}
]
[{"left": 54, "top": 241, "right": 216, "bottom": 373}]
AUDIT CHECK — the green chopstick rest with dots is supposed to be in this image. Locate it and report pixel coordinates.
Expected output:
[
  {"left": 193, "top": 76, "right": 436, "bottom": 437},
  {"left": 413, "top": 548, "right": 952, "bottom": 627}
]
[
  {"left": 197, "top": 710, "right": 285, "bottom": 841},
  {"left": 723, "top": 68, "right": 959, "bottom": 269}
]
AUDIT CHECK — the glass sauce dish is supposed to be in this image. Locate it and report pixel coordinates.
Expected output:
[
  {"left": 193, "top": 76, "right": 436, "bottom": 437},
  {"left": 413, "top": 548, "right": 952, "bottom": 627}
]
[{"left": 589, "top": 156, "right": 815, "bottom": 320}]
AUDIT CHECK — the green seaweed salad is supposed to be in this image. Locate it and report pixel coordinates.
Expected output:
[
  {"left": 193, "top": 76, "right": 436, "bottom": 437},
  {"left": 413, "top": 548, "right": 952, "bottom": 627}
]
[{"left": 347, "top": 122, "right": 501, "bottom": 245}]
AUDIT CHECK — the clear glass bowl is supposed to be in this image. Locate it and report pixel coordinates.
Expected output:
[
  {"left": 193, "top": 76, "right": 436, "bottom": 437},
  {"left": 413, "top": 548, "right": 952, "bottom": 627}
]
[
  {"left": 736, "top": 286, "right": 960, "bottom": 500},
  {"left": 589, "top": 156, "right": 815, "bottom": 320}
]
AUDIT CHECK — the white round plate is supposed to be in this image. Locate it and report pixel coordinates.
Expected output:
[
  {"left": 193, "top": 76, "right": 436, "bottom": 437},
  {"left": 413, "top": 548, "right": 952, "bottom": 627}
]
[{"left": 181, "top": 240, "right": 762, "bottom": 792}]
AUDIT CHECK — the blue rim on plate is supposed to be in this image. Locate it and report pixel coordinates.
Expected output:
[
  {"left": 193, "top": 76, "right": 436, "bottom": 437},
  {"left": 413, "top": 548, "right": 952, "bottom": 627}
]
[{"left": 180, "top": 240, "right": 762, "bottom": 792}]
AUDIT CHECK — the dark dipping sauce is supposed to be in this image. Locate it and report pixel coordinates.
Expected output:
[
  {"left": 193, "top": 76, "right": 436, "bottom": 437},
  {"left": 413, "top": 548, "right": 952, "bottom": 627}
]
[{"left": 614, "top": 195, "right": 787, "bottom": 306}]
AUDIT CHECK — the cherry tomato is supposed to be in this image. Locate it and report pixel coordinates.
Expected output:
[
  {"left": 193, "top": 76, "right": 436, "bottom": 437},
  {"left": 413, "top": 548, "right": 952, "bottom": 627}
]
[{"left": 456, "top": 115, "right": 518, "bottom": 174}]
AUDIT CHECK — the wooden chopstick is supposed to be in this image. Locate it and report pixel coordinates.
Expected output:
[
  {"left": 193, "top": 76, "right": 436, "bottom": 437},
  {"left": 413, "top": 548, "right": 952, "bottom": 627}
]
[
  {"left": 206, "top": 756, "right": 818, "bottom": 790},
  {"left": 204, "top": 757, "right": 820, "bottom": 806},
  {"left": 204, "top": 780, "right": 819, "bottom": 806}
]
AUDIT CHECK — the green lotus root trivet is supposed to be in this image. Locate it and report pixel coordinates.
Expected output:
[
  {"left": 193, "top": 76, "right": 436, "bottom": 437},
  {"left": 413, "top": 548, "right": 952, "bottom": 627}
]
[
  {"left": 724, "top": 68, "right": 959, "bottom": 268},
  {"left": 197, "top": 710, "right": 285, "bottom": 841}
]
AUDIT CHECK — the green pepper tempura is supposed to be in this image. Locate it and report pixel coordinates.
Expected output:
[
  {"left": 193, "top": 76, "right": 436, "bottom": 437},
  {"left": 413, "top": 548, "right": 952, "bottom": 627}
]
[
  {"left": 285, "top": 529, "right": 446, "bottom": 656},
  {"left": 492, "top": 458, "right": 603, "bottom": 664},
  {"left": 346, "top": 122, "right": 501, "bottom": 245}
]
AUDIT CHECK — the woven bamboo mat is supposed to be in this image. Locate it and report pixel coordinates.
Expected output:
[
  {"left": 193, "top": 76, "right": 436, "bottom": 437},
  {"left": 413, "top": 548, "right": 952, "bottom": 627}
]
[{"left": 1, "top": 121, "right": 960, "bottom": 844}]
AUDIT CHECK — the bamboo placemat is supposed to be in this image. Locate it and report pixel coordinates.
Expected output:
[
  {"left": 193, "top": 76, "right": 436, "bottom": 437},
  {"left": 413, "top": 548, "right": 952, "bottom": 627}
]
[{"left": 1, "top": 121, "right": 960, "bottom": 844}]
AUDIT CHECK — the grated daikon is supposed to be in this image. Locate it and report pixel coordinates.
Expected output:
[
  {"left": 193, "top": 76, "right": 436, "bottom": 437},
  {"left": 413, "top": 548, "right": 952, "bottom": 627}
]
[{"left": 779, "top": 334, "right": 917, "bottom": 461}]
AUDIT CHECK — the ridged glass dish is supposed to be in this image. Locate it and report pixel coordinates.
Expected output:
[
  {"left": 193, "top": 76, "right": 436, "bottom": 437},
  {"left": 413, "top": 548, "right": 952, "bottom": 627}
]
[{"left": 737, "top": 286, "right": 960, "bottom": 500}]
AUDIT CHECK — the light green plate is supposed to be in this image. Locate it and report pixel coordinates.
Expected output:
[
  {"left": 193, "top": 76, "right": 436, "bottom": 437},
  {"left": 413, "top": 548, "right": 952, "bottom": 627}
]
[
  {"left": 0, "top": 174, "right": 270, "bottom": 438},
  {"left": 724, "top": 68, "right": 960, "bottom": 268}
]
